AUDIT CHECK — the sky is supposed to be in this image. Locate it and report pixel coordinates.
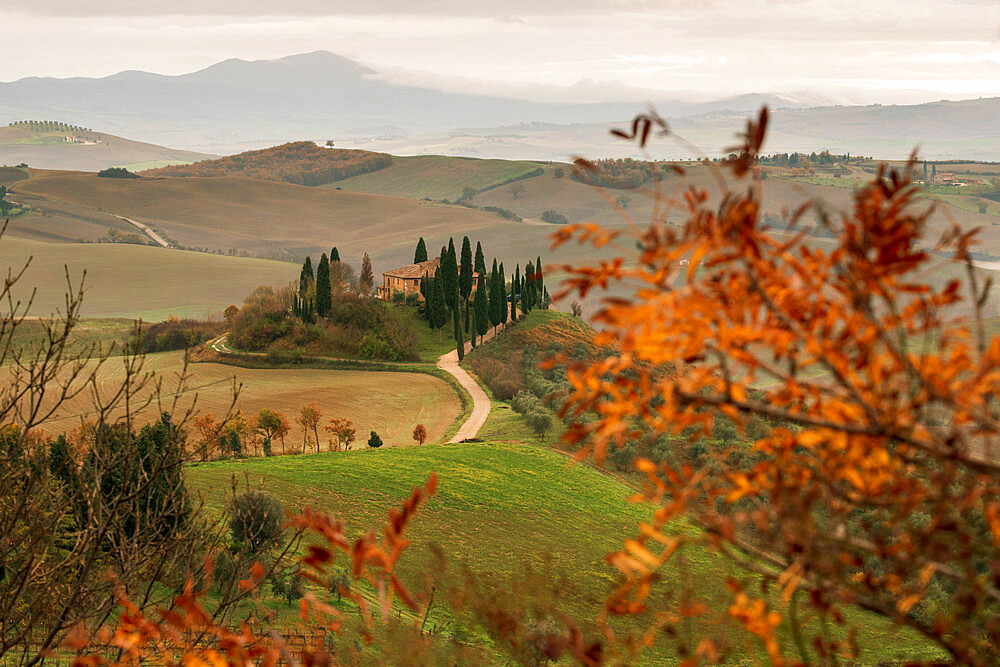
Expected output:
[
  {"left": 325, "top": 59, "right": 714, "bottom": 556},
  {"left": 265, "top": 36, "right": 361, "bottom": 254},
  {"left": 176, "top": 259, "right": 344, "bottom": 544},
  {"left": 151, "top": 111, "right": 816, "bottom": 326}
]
[{"left": 2, "top": 0, "right": 1000, "bottom": 104}]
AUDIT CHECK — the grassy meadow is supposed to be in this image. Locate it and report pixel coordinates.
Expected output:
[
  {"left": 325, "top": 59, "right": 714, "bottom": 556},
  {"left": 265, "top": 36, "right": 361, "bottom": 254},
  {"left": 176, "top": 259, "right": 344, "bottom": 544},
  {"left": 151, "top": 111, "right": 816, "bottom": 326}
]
[
  {"left": 185, "top": 437, "right": 945, "bottom": 664},
  {"left": 332, "top": 154, "right": 546, "bottom": 201}
]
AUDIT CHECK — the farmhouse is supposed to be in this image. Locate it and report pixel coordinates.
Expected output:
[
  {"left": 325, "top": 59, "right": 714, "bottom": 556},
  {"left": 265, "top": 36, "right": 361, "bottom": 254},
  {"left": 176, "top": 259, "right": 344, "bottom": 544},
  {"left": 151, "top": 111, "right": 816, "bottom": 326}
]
[{"left": 376, "top": 257, "right": 441, "bottom": 301}]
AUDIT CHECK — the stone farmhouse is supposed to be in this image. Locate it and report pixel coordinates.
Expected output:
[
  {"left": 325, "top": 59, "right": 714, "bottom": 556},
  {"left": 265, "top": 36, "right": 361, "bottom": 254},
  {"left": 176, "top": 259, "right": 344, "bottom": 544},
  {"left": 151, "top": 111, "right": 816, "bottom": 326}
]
[
  {"left": 376, "top": 258, "right": 441, "bottom": 301},
  {"left": 376, "top": 256, "right": 479, "bottom": 301}
]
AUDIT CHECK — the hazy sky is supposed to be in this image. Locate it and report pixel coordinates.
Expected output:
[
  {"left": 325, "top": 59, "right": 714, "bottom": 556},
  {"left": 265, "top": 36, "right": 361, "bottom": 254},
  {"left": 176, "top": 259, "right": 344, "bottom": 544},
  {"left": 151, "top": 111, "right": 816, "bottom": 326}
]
[{"left": 3, "top": 0, "right": 999, "bottom": 103}]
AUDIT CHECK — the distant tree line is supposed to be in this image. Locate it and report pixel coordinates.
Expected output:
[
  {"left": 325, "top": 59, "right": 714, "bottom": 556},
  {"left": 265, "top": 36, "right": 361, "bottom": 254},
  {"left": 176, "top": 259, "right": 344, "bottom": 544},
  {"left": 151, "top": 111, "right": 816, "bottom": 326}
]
[
  {"left": 9, "top": 120, "right": 91, "bottom": 133},
  {"left": 570, "top": 157, "right": 674, "bottom": 189},
  {"left": 142, "top": 142, "right": 391, "bottom": 186}
]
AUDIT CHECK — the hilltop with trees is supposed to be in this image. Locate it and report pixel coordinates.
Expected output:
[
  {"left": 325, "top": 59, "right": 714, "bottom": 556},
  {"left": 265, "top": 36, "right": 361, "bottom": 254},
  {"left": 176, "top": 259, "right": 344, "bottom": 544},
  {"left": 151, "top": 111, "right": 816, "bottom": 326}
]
[{"left": 141, "top": 141, "right": 392, "bottom": 186}]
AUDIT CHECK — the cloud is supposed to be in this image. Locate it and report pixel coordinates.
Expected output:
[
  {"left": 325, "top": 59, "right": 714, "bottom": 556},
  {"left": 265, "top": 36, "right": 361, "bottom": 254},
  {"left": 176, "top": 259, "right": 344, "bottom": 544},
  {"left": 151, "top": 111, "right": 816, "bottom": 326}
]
[{"left": 12, "top": 0, "right": 714, "bottom": 17}]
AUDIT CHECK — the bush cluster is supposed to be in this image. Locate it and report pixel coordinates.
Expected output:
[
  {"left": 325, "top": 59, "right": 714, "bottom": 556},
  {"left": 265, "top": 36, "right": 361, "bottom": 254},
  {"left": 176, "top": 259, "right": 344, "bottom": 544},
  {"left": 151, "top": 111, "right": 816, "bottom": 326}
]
[{"left": 131, "top": 319, "right": 225, "bottom": 354}]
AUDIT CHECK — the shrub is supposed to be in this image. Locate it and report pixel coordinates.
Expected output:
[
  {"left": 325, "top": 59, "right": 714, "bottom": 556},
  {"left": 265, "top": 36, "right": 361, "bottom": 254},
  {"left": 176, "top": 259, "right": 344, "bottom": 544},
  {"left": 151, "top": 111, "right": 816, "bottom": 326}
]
[
  {"left": 526, "top": 410, "right": 553, "bottom": 438},
  {"left": 404, "top": 291, "right": 420, "bottom": 307},
  {"left": 359, "top": 333, "right": 399, "bottom": 361},
  {"left": 97, "top": 167, "right": 139, "bottom": 179},
  {"left": 541, "top": 210, "right": 568, "bottom": 225},
  {"left": 367, "top": 431, "right": 384, "bottom": 448},
  {"left": 269, "top": 568, "right": 305, "bottom": 605},
  {"left": 229, "top": 490, "right": 284, "bottom": 553},
  {"left": 392, "top": 289, "right": 405, "bottom": 304},
  {"left": 511, "top": 390, "right": 540, "bottom": 415}
]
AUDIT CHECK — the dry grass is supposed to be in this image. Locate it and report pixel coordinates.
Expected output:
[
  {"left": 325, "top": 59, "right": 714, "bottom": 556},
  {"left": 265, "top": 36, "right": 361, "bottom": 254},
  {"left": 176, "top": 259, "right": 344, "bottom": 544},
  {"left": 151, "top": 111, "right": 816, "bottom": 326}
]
[{"left": 33, "top": 350, "right": 461, "bottom": 447}]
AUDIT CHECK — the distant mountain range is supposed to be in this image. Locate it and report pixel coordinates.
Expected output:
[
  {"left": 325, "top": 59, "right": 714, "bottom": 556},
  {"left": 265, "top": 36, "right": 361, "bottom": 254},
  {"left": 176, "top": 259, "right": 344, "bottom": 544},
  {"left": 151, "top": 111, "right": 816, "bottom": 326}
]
[{"left": 2, "top": 51, "right": 999, "bottom": 160}]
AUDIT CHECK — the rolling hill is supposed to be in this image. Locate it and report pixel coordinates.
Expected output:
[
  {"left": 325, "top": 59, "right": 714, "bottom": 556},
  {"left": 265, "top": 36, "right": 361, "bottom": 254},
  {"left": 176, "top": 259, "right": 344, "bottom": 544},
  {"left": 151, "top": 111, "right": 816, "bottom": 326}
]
[
  {"left": 141, "top": 141, "right": 391, "bottom": 186},
  {"left": 0, "top": 121, "right": 211, "bottom": 172},
  {"left": 0, "top": 235, "right": 295, "bottom": 320},
  {"left": 185, "top": 435, "right": 944, "bottom": 663}
]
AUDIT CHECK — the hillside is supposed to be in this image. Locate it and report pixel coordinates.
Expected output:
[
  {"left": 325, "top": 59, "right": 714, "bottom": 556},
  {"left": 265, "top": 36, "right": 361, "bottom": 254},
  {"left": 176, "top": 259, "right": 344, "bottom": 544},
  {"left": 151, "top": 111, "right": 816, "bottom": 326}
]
[
  {"left": 7, "top": 168, "right": 621, "bottom": 281},
  {"left": 0, "top": 121, "right": 210, "bottom": 172},
  {"left": 331, "top": 154, "right": 546, "bottom": 201},
  {"left": 0, "top": 235, "right": 295, "bottom": 320},
  {"left": 185, "top": 440, "right": 942, "bottom": 663},
  {"left": 141, "top": 141, "right": 391, "bottom": 186}
]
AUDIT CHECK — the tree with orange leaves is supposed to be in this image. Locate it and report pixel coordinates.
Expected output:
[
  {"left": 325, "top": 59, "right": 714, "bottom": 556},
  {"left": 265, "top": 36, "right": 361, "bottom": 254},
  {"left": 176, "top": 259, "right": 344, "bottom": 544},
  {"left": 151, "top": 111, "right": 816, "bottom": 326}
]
[
  {"left": 323, "top": 417, "right": 356, "bottom": 451},
  {"left": 412, "top": 423, "right": 427, "bottom": 446},
  {"left": 297, "top": 403, "right": 322, "bottom": 453},
  {"left": 552, "top": 107, "right": 1000, "bottom": 663},
  {"left": 192, "top": 413, "right": 222, "bottom": 462}
]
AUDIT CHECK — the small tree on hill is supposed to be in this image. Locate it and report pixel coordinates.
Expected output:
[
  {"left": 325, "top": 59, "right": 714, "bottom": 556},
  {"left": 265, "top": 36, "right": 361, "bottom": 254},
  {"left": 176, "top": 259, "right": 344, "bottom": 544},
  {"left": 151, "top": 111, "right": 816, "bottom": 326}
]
[
  {"left": 256, "top": 409, "right": 285, "bottom": 452},
  {"left": 359, "top": 253, "right": 374, "bottom": 295},
  {"left": 367, "top": 431, "right": 383, "bottom": 448},
  {"left": 324, "top": 418, "right": 356, "bottom": 451},
  {"left": 414, "top": 237, "right": 428, "bottom": 264},
  {"left": 412, "top": 424, "right": 427, "bottom": 446},
  {"left": 230, "top": 490, "right": 283, "bottom": 553},
  {"left": 297, "top": 403, "right": 322, "bottom": 453},
  {"left": 223, "top": 305, "right": 239, "bottom": 329},
  {"left": 315, "top": 253, "right": 332, "bottom": 317}
]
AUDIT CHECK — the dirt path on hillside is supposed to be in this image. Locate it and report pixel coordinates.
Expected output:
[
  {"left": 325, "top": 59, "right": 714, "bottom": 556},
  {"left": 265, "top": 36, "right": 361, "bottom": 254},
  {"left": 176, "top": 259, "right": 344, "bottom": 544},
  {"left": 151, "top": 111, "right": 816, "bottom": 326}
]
[
  {"left": 437, "top": 346, "right": 490, "bottom": 443},
  {"left": 118, "top": 215, "right": 169, "bottom": 247}
]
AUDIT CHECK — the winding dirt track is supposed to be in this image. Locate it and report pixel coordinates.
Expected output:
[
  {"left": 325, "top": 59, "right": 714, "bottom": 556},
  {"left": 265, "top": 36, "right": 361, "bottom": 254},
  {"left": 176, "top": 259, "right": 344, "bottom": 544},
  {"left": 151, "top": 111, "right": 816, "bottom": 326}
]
[{"left": 438, "top": 345, "right": 490, "bottom": 443}]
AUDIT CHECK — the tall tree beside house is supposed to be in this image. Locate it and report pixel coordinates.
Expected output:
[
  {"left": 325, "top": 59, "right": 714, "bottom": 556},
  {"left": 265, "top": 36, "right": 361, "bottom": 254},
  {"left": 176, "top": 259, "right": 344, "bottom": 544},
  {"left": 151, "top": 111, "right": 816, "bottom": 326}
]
[
  {"left": 521, "top": 275, "right": 531, "bottom": 314},
  {"left": 359, "top": 253, "right": 374, "bottom": 295},
  {"left": 474, "top": 241, "right": 486, "bottom": 275},
  {"left": 932, "top": 163, "right": 937, "bottom": 179},
  {"left": 473, "top": 273, "right": 489, "bottom": 344},
  {"left": 315, "top": 253, "right": 332, "bottom": 317},
  {"left": 442, "top": 238, "right": 459, "bottom": 311},
  {"left": 429, "top": 274, "right": 448, "bottom": 340},
  {"left": 453, "top": 306, "right": 464, "bottom": 361},
  {"left": 414, "top": 237, "right": 428, "bottom": 264},
  {"left": 459, "top": 236, "right": 473, "bottom": 302}
]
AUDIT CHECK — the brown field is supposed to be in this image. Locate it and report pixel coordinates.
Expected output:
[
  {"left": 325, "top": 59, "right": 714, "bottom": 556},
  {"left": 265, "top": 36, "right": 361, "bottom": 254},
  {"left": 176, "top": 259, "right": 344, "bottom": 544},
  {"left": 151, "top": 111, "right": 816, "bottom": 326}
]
[
  {"left": 10, "top": 170, "right": 514, "bottom": 261},
  {"left": 34, "top": 350, "right": 461, "bottom": 447}
]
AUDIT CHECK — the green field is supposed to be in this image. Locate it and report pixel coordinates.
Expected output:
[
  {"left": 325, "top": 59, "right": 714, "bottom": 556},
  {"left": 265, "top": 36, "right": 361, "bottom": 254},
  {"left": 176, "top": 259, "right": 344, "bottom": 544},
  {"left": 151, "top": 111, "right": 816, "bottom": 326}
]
[
  {"left": 185, "top": 438, "right": 944, "bottom": 663},
  {"left": 332, "top": 154, "right": 546, "bottom": 201}
]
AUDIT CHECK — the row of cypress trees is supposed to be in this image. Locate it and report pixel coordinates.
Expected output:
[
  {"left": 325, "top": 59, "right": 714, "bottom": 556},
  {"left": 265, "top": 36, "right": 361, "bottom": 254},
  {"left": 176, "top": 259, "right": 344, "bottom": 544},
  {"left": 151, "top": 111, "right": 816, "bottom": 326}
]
[
  {"left": 293, "top": 247, "right": 376, "bottom": 321},
  {"left": 415, "top": 235, "right": 547, "bottom": 360}
]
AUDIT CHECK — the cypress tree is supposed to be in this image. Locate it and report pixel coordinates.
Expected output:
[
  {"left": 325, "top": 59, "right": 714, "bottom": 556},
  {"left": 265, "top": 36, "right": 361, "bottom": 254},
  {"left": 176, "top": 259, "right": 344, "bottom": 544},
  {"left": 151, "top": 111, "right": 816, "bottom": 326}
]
[
  {"left": 474, "top": 241, "right": 486, "bottom": 275},
  {"left": 525, "top": 261, "right": 536, "bottom": 311},
  {"left": 442, "top": 238, "right": 459, "bottom": 310},
  {"left": 536, "top": 255, "right": 544, "bottom": 301},
  {"left": 299, "top": 258, "right": 313, "bottom": 298},
  {"left": 360, "top": 253, "right": 374, "bottom": 295},
  {"left": 459, "top": 236, "right": 473, "bottom": 302},
  {"left": 488, "top": 259, "right": 501, "bottom": 332},
  {"left": 521, "top": 276, "right": 530, "bottom": 313},
  {"left": 453, "top": 307, "right": 464, "bottom": 361},
  {"left": 498, "top": 263, "right": 508, "bottom": 326},
  {"left": 430, "top": 274, "right": 448, "bottom": 340},
  {"left": 511, "top": 264, "right": 520, "bottom": 317},
  {"left": 315, "top": 254, "right": 332, "bottom": 317},
  {"left": 304, "top": 256, "right": 314, "bottom": 282},
  {"left": 474, "top": 274, "right": 489, "bottom": 343},
  {"left": 330, "top": 247, "right": 340, "bottom": 262},
  {"left": 414, "top": 237, "right": 428, "bottom": 264}
]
